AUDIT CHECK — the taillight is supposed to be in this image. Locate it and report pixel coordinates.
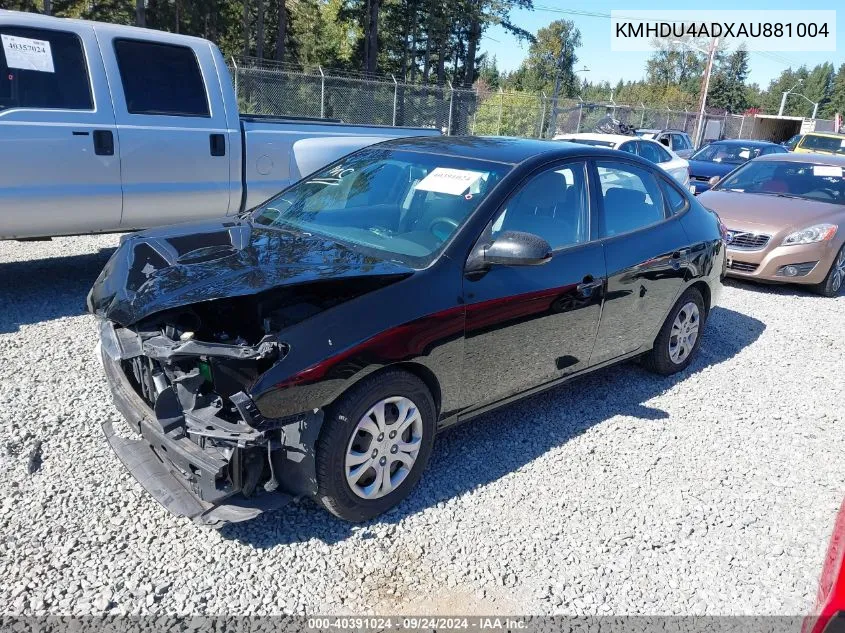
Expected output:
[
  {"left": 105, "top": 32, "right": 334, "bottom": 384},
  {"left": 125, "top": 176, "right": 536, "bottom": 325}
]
[{"left": 802, "top": 499, "right": 845, "bottom": 633}]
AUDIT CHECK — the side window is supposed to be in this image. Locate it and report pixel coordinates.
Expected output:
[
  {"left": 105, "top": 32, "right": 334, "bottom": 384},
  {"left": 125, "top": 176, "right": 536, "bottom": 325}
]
[
  {"left": 660, "top": 179, "right": 689, "bottom": 215},
  {"left": 491, "top": 162, "right": 590, "bottom": 250},
  {"left": 0, "top": 26, "right": 93, "bottom": 111},
  {"left": 596, "top": 160, "right": 666, "bottom": 237},
  {"left": 113, "top": 39, "right": 209, "bottom": 117},
  {"left": 638, "top": 141, "right": 668, "bottom": 164},
  {"left": 619, "top": 141, "right": 638, "bottom": 155},
  {"left": 671, "top": 134, "right": 686, "bottom": 151}
]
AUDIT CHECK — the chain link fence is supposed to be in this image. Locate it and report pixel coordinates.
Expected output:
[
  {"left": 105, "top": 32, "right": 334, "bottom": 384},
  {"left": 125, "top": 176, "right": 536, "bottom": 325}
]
[{"left": 231, "top": 57, "right": 835, "bottom": 142}]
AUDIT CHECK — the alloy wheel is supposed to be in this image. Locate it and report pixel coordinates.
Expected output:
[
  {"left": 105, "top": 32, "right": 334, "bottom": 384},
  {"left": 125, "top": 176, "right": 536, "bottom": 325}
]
[
  {"left": 668, "top": 302, "right": 700, "bottom": 365},
  {"left": 832, "top": 248, "right": 845, "bottom": 293},
  {"left": 344, "top": 396, "right": 424, "bottom": 500}
]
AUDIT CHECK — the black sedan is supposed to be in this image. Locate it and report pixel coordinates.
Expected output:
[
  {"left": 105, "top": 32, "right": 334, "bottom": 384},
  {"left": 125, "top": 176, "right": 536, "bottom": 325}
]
[
  {"left": 89, "top": 136, "right": 725, "bottom": 525},
  {"left": 688, "top": 139, "right": 787, "bottom": 194}
]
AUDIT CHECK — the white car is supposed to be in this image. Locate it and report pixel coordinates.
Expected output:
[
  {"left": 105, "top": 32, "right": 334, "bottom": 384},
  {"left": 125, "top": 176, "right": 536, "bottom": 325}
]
[{"left": 554, "top": 133, "right": 691, "bottom": 190}]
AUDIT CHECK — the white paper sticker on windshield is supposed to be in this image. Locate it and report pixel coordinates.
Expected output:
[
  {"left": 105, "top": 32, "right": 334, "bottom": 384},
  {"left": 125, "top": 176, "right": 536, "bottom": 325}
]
[
  {"left": 738, "top": 149, "right": 751, "bottom": 159},
  {"left": 841, "top": 139, "right": 845, "bottom": 148},
  {"left": 813, "top": 165, "right": 843, "bottom": 178},
  {"left": 416, "top": 167, "right": 483, "bottom": 195},
  {"left": 1, "top": 34, "right": 54, "bottom": 73}
]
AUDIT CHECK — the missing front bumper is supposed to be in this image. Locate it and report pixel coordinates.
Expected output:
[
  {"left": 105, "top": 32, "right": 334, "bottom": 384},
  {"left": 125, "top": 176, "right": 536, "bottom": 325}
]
[
  {"left": 102, "top": 420, "right": 289, "bottom": 526},
  {"left": 100, "top": 344, "right": 292, "bottom": 527}
]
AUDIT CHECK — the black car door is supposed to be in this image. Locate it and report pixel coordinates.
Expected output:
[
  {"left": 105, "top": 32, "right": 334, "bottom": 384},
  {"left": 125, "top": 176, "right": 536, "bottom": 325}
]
[
  {"left": 461, "top": 160, "right": 607, "bottom": 409},
  {"left": 589, "top": 158, "right": 692, "bottom": 365}
]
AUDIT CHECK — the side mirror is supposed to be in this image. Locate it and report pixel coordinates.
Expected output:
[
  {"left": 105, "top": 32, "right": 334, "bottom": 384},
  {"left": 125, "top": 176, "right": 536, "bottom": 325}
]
[
  {"left": 708, "top": 176, "right": 720, "bottom": 187},
  {"left": 482, "top": 231, "right": 552, "bottom": 267}
]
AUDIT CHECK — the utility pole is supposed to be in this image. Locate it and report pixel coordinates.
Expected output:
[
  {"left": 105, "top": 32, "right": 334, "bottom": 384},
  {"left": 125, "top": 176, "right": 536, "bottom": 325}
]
[
  {"left": 778, "top": 81, "right": 802, "bottom": 116},
  {"left": 694, "top": 37, "right": 718, "bottom": 149}
]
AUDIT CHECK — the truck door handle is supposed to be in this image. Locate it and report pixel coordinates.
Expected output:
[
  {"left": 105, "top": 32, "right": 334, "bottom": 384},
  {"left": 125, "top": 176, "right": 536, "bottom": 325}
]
[
  {"left": 210, "top": 133, "right": 226, "bottom": 156},
  {"left": 92, "top": 130, "right": 114, "bottom": 156}
]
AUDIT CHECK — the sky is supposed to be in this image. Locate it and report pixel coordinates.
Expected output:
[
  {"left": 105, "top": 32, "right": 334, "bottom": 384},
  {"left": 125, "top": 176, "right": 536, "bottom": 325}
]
[{"left": 480, "top": 0, "right": 845, "bottom": 95}]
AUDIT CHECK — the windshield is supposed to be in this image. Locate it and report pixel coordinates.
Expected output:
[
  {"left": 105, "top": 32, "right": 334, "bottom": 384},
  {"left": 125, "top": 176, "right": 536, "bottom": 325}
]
[
  {"left": 798, "top": 134, "right": 845, "bottom": 155},
  {"left": 691, "top": 143, "right": 764, "bottom": 164},
  {"left": 252, "top": 148, "right": 511, "bottom": 266},
  {"left": 560, "top": 138, "right": 615, "bottom": 147},
  {"left": 714, "top": 160, "right": 845, "bottom": 205}
]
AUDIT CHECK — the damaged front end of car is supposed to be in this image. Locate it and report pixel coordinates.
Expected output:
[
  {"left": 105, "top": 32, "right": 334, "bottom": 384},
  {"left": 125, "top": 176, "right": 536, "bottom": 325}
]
[
  {"left": 89, "top": 220, "right": 416, "bottom": 526},
  {"left": 98, "top": 312, "right": 326, "bottom": 527}
]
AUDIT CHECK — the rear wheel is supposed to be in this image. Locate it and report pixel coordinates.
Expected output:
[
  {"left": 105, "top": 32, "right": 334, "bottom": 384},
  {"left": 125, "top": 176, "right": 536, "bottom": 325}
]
[
  {"left": 642, "top": 288, "right": 705, "bottom": 376},
  {"left": 812, "top": 246, "right": 845, "bottom": 297},
  {"left": 315, "top": 370, "right": 436, "bottom": 522}
]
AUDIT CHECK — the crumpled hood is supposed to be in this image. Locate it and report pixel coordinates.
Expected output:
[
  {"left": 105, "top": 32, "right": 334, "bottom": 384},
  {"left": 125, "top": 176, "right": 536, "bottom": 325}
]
[
  {"left": 687, "top": 159, "right": 738, "bottom": 180},
  {"left": 87, "top": 218, "right": 413, "bottom": 326}
]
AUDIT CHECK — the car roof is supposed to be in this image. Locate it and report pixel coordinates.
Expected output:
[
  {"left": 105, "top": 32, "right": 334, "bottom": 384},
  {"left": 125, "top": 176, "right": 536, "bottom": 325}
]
[
  {"left": 802, "top": 132, "right": 845, "bottom": 139},
  {"left": 553, "top": 133, "right": 636, "bottom": 145},
  {"left": 377, "top": 135, "right": 622, "bottom": 164},
  {"left": 709, "top": 139, "right": 782, "bottom": 147},
  {"left": 754, "top": 152, "right": 845, "bottom": 166}
]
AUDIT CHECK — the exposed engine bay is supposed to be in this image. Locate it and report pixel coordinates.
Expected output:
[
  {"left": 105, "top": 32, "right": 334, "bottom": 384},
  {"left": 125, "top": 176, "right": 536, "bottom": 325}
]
[{"left": 96, "top": 282, "right": 382, "bottom": 522}]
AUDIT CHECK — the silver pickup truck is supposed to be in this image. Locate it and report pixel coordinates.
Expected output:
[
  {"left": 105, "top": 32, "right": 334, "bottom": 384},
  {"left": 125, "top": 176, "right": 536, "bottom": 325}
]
[{"left": 0, "top": 11, "right": 439, "bottom": 240}]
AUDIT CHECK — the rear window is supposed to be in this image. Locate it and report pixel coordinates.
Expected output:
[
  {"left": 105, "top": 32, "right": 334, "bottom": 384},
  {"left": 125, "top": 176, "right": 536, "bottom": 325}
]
[
  {"left": 798, "top": 134, "right": 845, "bottom": 155},
  {"left": 113, "top": 39, "right": 209, "bottom": 117},
  {"left": 0, "top": 26, "right": 93, "bottom": 111}
]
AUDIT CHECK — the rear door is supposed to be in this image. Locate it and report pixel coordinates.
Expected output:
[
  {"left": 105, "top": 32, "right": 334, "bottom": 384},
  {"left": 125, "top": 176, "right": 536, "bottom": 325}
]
[
  {"left": 462, "top": 160, "right": 606, "bottom": 408},
  {"left": 590, "top": 158, "right": 692, "bottom": 364},
  {"left": 96, "top": 30, "right": 234, "bottom": 228},
  {"left": 0, "top": 18, "right": 122, "bottom": 238}
]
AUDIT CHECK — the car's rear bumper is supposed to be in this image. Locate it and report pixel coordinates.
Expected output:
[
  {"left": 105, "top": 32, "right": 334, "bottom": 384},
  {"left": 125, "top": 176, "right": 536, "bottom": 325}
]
[
  {"left": 724, "top": 240, "right": 839, "bottom": 285},
  {"left": 100, "top": 346, "right": 291, "bottom": 527}
]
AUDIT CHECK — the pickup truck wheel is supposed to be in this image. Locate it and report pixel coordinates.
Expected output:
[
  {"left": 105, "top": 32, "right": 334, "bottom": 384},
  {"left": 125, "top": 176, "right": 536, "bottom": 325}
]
[
  {"left": 315, "top": 370, "right": 436, "bottom": 522},
  {"left": 642, "top": 287, "right": 705, "bottom": 376}
]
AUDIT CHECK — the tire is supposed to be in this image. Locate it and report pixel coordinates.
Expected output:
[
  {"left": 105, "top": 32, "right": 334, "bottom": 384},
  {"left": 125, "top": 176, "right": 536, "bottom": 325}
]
[
  {"left": 642, "top": 287, "right": 706, "bottom": 376},
  {"left": 315, "top": 369, "right": 436, "bottom": 522},
  {"left": 811, "top": 245, "right": 845, "bottom": 298}
]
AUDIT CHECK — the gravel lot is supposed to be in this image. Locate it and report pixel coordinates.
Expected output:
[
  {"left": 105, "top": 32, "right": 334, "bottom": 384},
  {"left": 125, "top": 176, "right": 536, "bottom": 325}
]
[{"left": 1, "top": 234, "right": 843, "bottom": 617}]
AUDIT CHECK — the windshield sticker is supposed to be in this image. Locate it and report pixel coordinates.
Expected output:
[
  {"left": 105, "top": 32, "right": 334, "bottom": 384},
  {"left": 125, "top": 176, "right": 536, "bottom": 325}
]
[
  {"left": 738, "top": 149, "right": 751, "bottom": 159},
  {"left": 813, "top": 165, "right": 843, "bottom": 178},
  {"left": 841, "top": 139, "right": 845, "bottom": 148},
  {"left": 416, "top": 167, "right": 484, "bottom": 195},
  {"left": 1, "top": 34, "right": 54, "bottom": 73}
]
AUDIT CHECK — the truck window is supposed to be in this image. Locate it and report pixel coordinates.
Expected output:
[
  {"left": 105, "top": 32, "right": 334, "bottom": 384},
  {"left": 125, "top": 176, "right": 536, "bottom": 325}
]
[
  {"left": 113, "top": 39, "right": 209, "bottom": 117},
  {"left": 0, "top": 26, "right": 93, "bottom": 111}
]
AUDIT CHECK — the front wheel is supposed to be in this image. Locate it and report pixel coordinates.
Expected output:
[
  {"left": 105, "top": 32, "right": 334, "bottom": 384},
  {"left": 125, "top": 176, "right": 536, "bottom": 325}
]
[
  {"left": 642, "top": 288, "right": 706, "bottom": 376},
  {"left": 812, "top": 246, "right": 845, "bottom": 297},
  {"left": 315, "top": 370, "right": 436, "bottom": 522}
]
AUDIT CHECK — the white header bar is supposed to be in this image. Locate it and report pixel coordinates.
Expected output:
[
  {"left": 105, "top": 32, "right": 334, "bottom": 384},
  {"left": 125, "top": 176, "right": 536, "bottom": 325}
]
[{"left": 610, "top": 10, "right": 836, "bottom": 52}]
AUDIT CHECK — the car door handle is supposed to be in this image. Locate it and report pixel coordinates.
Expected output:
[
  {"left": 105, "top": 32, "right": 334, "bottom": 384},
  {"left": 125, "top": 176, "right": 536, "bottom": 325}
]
[
  {"left": 92, "top": 130, "right": 114, "bottom": 156},
  {"left": 210, "top": 133, "right": 226, "bottom": 157},
  {"left": 576, "top": 276, "right": 604, "bottom": 297},
  {"left": 671, "top": 249, "right": 689, "bottom": 269}
]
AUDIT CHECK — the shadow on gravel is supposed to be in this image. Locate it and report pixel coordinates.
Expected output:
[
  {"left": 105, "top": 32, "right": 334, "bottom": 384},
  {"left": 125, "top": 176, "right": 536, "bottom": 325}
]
[
  {"left": 723, "top": 277, "right": 840, "bottom": 299},
  {"left": 0, "top": 248, "right": 115, "bottom": 333},
  {"left": 221, "top": 305, "right": 766, "bottom": 548}
]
